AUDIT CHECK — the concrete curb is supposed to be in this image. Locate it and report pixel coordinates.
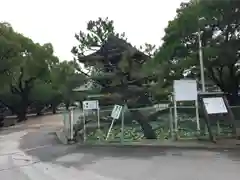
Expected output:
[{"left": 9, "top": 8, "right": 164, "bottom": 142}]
[
  {"left": 75, "top": 143, "right": 240, "bottom": 150},
  {"left": 54, "top": 131, "right": 240, "bottom": 150}
]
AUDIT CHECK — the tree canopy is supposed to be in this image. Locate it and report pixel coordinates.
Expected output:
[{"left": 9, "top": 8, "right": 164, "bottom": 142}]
[
  {"left": 151, "top": 0, "right": 240, "bottom": 105},
  {"left": 72, "top": 17, "right": 160, "bottom": 139},
  {"left": 0, "top": 22, "right": 86, "bottom": 122}
]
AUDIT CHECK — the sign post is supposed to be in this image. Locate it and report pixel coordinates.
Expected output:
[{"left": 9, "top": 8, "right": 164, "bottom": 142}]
[
  {"left": 173, "top": 95, "right": 178, "bottom": 138},
  {"left": 202, "top": 97, "right": 227, "bottom": 141},
  {"left": 203, "top": 97, "right": 223, "bottom": 135},
  {"left": 82, "top": 100, "right": 100, "bottom": 142},
  {"left": 121, "top": 105, "right": 125, "bottom": 143},
  {"left": 106, "top": 105, "right": 123, "bottom": 141},
  {"left": 173, "top": 80, "right": 199, "bottom": 139},
  {"left": 69, "top": 108, "right": 74, "bottom": 140},
  {"left": 199, "top": 92, "right": 238, "bottom": 142}
]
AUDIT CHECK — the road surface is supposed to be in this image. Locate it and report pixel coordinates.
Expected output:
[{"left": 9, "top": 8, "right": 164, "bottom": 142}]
[{"left": 0, "top": 114, "right": 240, "bottom": 179}]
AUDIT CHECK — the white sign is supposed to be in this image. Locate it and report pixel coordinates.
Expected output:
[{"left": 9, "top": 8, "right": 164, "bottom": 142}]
[
  {"left": 203, "top": 97, "right": 228, "bottom": 114},
  {"left": 111, "top": 105, "right": 123, "bottom": 119},
  {"left": 82, "top": 100, "right": 99, "bottom": 110},
  {"left": 174, "top": 80, "right": 197, "bottom": 101},
  {"left": 153, "top": 104, "right": 169, "bottom": 111}
]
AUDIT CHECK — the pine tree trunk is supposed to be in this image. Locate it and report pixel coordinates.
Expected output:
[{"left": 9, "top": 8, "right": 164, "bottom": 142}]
[{"left": 131, "top": 110, "right": 157, "bottom": 139}]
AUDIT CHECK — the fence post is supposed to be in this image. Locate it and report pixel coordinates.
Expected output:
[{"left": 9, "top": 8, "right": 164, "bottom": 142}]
[
  {"left": 195, "top": 100, "right": 200, "bottom": 135},
  {"left": 69, "top": 108, "right": 74, "bottom": 140},
  {"left": 169, "top": 107, "right": 174, "bottom": 139},
  {"left": 216, "top": 120, "right": 221, "bottom": 136},
  {"left": 97, "top": 108, "right": 100, "bottom": 141},
  {"left": 121, "top": 105, "right": 125, "bottom": 144},
  {"left": 83, "top": 110, "right": 86, "bottom": 142},
  {"left": 173, "top": 96, "right": 179, "bottom": 140}
]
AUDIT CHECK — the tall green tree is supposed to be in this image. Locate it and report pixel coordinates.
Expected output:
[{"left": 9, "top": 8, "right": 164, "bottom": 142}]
[
  {"left": 153, "top": 0, "right": 240, "bottom": 105},
  {"left": 0, "top": 23, "right": 58, "bottom": 120},
  {"left": 72, "top": 17, "right": 157, "bottom": 139}
]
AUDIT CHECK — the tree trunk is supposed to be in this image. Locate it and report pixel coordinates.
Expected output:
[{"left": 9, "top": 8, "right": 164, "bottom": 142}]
[
  {"left": 16, "top": 100, "right": 28, "bottom": 122},
  {"left": 52, "top": 106, "right": 57, "bottom": 114},
  {"left": 0, "top": 114, "right": 4, "bottom": 127},
  {"left": 17, "top": 111, "right": 27, "bottom": 122},
  {"left": 36, "top": 105, "right": 44, "bottom": 116},
  {"left": 131, "top": 110, "right": 157, "bottom": 139}
]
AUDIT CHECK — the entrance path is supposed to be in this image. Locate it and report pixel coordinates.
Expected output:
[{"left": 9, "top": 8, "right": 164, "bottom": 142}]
[
  {"left": 1, "top": 114, "right": 240, "bottom": 179},
  {"left": 2, "top": 114, "right": 63, "bottom": 131}
]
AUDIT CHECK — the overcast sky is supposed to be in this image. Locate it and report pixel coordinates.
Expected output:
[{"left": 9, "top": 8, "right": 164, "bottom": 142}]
[{"left": 0, "top": 0, "right": 188, "bottom": 60}]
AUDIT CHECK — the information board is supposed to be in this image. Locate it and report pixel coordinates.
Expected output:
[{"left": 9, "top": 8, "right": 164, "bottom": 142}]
[
  {"left": 82, "top": 100, "right": 99, "bottom": 110},
  {"left": 174, "top": 80, "right": 197, "bottom": 101},
  {"left": 203, "top": 97, "right": 228, "bottom": 114},
  {"left": 111, "top": 105, "right": 123, "bottom": 119}
]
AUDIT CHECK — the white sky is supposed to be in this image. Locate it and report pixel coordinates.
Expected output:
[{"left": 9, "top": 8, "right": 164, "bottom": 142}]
[{"left": 0, "top": 0, "right": 188, "bottom": 61}]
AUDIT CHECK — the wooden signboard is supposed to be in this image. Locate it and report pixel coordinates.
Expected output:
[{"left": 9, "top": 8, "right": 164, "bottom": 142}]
[{"left": 199, "top": 93, "right": 237, "bottom": 142}]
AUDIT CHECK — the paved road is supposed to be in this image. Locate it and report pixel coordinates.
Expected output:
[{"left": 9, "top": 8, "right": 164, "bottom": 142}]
[{"left": 1, "top": 115, "right": 240, "bottom": 179}]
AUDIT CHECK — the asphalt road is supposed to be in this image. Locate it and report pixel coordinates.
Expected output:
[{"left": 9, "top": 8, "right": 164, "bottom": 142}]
[{"left": 1, "top": 117, "right": 240, "bottom": 179}]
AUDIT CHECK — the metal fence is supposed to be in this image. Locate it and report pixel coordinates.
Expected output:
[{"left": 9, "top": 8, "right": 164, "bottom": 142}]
[{"left": 61, "top": 105, "right": 240, "bottom": 143}]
